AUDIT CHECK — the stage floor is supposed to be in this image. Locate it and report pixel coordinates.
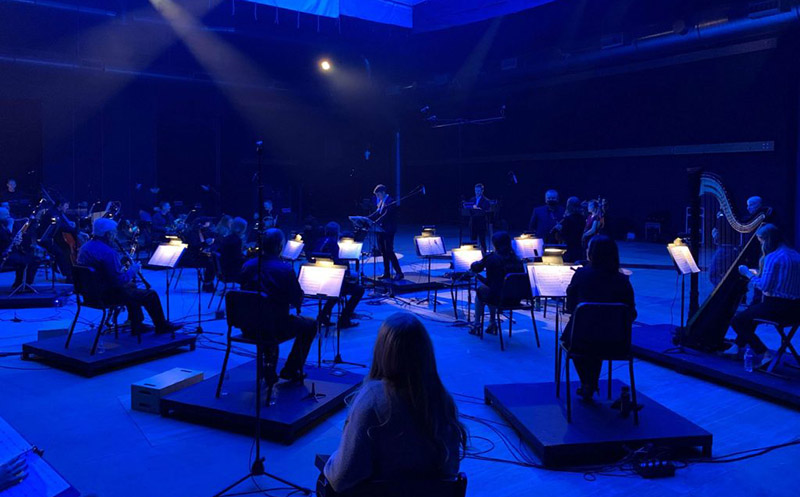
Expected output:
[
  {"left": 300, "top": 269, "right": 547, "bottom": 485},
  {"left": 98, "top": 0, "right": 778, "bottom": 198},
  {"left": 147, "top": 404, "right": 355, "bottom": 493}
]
[{"left": 0, "top": 225, "right": 798, "bottom": 497}]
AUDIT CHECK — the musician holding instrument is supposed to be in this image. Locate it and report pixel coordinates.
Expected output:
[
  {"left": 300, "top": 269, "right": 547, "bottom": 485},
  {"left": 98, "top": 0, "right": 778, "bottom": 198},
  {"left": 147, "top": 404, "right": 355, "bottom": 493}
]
[
  {"left": 553, "top": 196, "right": 585, "bottom": 263},
  {"left": 581, "top": 199, "right": 605, "bottom": 248},
  {"left": 239, "top": 228, "right": 317, "bottom": 383},
  {"left": 0, "top": 206, "right": 41, "bottom": 290},
  {"left": 468, "top": 231, "right": 523, "bottom": 336},
  {"left": 38, "top": 198, "right": 78, "bottom": 284},
  {"left": 217, "top": 217, "right": 248, "bottom": 283},
  {"left": 528, "top": 190, "right": 564, "bottom": 244},
  {"left": 151, "top": 201, "right": 174, "bottom": 241},
  {"left": 370, "top": 184, "right": 403, "bottom": 281},
  {"left": 468, "top": 183, "right": 492, "bottom": 254},
  {"left": 77, "top": 218, "right": 179, "bottom": 336},
  {"left": 728, "top": 224, "right": 800, "bottom": 366},
  {"left": 312, "top": 222, "right": 365, "bottom": 329}
]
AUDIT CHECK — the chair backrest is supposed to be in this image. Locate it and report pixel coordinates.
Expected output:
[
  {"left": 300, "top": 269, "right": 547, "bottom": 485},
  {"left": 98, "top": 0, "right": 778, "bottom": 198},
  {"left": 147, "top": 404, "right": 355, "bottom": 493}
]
[
  {"left": 225, "top": 290, "right": 287, "bottom": 344},
  {"left": 499, "top": 273, "right": 532, "bottom": 305},
  {"left": 317, "top": 472, "right": 467, "bottom": 497},
  {"left": 568, "top": 302, "right": 633, "bottom": 359},
  {"left": 72, "top": 265, "right": 110, "bottom": 308}
]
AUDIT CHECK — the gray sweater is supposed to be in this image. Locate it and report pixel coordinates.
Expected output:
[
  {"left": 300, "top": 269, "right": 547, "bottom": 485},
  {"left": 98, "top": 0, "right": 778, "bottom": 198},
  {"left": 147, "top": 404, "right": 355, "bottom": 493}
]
[{"left": 323, "top": 380, "right": 461, "bottom": 493}]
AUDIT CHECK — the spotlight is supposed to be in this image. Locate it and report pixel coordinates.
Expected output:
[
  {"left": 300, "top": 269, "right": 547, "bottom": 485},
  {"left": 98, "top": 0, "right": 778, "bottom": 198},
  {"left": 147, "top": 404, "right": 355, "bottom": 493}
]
[{"left": 319, "top": 59, "right": 332, "bottom": 72}]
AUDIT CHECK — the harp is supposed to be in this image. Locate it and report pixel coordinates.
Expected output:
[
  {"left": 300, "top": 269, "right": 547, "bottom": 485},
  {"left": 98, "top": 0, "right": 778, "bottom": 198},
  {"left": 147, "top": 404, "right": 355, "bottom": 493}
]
[{"left": 683, "top": 172, "right": 768, "bottom": 351}]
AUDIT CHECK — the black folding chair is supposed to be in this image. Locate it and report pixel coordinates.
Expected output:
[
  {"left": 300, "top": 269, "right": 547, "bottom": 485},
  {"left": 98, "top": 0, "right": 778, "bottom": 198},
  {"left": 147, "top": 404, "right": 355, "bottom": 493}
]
[
  {"left": 483, "top": 273, "right": 540, "bottom": 351},
  {"left": 65, "top": 265, "right": 127, "bottom": 355},
  {"left": 207, "top": 252, "right": 239, "bottom": 313},
  {"left": 215, "top": 290, "right": 288, "bottom": 402},
  {"left": 315, "top": 452, "right": 467, "bottom": 497},
  {"left": 557, "top": 302, "right": 637, "bottom": 424}
]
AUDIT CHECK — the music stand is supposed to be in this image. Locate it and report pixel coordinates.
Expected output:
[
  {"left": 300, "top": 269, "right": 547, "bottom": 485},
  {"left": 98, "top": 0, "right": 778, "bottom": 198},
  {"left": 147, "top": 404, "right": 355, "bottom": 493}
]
[
  {"left": 281, "top": 237, "right": 304, "bottom": 272},
  {"left": 512, "top": 236, "right": 544, "bottom": 261},
  {"left": 667, "top": 239, "right": 700, "bottom": 335},
  {"left": 450, "top": 245, "right": 483, "bottom": 322},
  {"left": 147, "top": 243, "right": 185, "bottom": 321},
  {"left": 527, "top": 263, "right": 576, "bottom": 381},
  {"left": 298, "top": 262, "right": 347, "bottom": 367},
  {"left": 349, "top": 215, "right": 381, "bottom": 287}
]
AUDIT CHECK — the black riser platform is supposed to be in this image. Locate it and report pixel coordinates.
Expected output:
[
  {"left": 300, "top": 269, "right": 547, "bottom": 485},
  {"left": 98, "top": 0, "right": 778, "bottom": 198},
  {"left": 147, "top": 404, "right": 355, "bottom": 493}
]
[
  {"left": 160, "top": 361, "right": 362, "bottom": 444},
  {"left": 485, "top": 380, "right": 712, "bottom": 467},
  {"left": 22, "top": 330, "right": 196, "bottom": 377}
]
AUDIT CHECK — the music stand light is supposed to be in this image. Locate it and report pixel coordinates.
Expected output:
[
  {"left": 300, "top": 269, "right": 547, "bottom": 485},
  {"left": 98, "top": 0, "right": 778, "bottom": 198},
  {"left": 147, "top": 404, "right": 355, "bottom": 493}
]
[{"left": 542, "top": 247, "right": 566, "bottom": 265}]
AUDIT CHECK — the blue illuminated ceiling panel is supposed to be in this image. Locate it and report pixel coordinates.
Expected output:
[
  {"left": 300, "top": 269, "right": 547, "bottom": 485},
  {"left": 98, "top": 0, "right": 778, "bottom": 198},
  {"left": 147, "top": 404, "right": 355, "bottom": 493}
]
[{"left": 244, "top": 0, "right": 558, "bottom": 30}]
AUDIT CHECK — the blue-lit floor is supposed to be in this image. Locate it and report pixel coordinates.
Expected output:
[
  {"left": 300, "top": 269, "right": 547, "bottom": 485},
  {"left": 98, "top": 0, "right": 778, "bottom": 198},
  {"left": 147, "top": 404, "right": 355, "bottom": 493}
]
[{"left": 0, "top": 226, "right": 798, "bottom": 497}]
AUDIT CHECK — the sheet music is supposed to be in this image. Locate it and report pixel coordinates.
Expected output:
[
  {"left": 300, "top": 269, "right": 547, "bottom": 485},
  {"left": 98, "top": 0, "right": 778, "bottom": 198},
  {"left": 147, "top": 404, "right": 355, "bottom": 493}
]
[
  {"left": 338, "top": 241, "right": 363, "bottom": 260},
  {"left": 452, "top": 247, "right": 483, "bottom": 273},
  {"left": 147, "top": 244, "right": 185, "bottom": 268},
  {"left": 527, "top": 264, "right": 576, "bottom": 298},
  {"left": 0, "top": 418, "right": 71, "bottom": 497},
  {"left": 513, "top": 237, "right": 544, "bottom": 260},
  {"left": 415, "top": 236, "right": 446, "bottom": 257},
  {"left": 667, "top": 245, "right": 700, "bottom": 275},
  {"left": 298, "top": 264, "right": 346, "bottom": 298},
  {"left": 281, "top": 240, "right": 304, "bottom": 261}
]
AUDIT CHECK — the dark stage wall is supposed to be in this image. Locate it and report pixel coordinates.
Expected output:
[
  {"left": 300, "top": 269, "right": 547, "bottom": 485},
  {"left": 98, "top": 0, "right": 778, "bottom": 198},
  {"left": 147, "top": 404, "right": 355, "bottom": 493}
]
[{"left": 399, "top": 41, "right": 800, "bottom": 241}]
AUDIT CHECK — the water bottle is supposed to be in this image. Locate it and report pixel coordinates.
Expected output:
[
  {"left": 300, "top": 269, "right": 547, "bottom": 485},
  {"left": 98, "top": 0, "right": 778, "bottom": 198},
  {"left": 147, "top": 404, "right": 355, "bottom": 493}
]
[{"left": 743, "top": 345, "right": 754, "bottom": 373}]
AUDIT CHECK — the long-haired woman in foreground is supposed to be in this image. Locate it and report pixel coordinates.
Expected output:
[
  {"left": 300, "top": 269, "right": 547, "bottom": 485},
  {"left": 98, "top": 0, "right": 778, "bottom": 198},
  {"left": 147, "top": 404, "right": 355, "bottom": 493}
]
[{"left": 323, "top": 312, "right": 467, "bottom": 493}]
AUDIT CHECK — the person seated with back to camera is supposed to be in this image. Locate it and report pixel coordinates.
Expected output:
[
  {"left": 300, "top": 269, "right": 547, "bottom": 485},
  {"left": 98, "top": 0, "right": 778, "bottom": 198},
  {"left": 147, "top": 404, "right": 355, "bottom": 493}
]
[
  {"left": 77, "top": 218, "right": 180, "bottom": 336},
  {"left": 239, "top": 228, "right": 317, "bottom": 383},
  {"left": 469, "top": 231, "right": 524, "bottom": 337},
  {"left": 216, "top": 216, "right": 247, "bottom": 285},
  {"left": 728, "top": 224, "right": 800, "bottom": 367},
  {"left": 311, "top": 221, "right": 365, "bottom": 329},
  {"left": 562, "top": 235, "right": 636, "bottom": 402},
  {"left": 321, "top": 312, "right": 467, "bottom": 494}
]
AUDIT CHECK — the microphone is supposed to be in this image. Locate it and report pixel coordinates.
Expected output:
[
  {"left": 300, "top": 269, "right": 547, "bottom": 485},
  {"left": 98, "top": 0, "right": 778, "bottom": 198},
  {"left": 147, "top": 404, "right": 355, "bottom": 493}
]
[
  {"left": 255, "top": 140, "right": 264, "bottom": 154},
  {"left": 508, "top": 171, "right": 518, "bottom": 185},
  {"left": 421, "top": 185, "right": 427, "bottom": 195}
]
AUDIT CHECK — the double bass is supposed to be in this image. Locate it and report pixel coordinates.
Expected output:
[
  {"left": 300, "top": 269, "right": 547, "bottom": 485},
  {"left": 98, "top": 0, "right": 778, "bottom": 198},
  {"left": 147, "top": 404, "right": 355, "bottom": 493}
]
[{"left": 682, "top": 172, "right": 768, "bottom": 351}]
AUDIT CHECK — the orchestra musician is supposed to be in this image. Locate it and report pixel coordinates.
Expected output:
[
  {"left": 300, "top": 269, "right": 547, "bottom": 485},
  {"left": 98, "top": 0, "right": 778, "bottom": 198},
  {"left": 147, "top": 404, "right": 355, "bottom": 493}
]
[
  {"left": 563, "top": 235, "right": 636, "bottom": 401},
  {"left": 151, "top": 201, "right": 174, "bottom": 241},
  {"left": 312, "top": 222, "right": 365, "bottom": 329},
  {"left": 554, "top": 196, "right": 586, "bottom": 263},
  {"left": 528, "top": 190, "right": 564, "bottom": 244},
  {"left": 370, "top": 184, "right": 403, "bottom": 281},
  {"left": 77, "top": 218, "right": 179, "bottom": 336},
  {"left": 469, "top": 231, "right": 524, "bottom": 336},
  {"left": 253, "top": 199, "right": 278, "bottom": 230},
  {"left": 468, "top": 183, "right": 492, "bottom": 254},
  {"left": 216, "top": 217, "right": 248, "bottom": 283},
  {"left": 38, "top": 198, "right": 78, "bottom": 283},
  {"left": 581, "top": 199, "right": 604, "bottom": 248},
  {"left": 0, "top": 207, "right": 40, "bottom": 290},
  {"left": 727, "top": 224, "right": 800, "bottom": 366},
  {"left": 239, "top": 228, "right": 317, "bottom": 383}
]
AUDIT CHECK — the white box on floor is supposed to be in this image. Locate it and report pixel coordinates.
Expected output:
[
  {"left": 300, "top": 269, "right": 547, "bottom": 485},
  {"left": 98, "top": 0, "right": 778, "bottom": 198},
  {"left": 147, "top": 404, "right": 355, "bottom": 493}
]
[{"left": 131, "top": 368, "right": 204, "bottom": 414}]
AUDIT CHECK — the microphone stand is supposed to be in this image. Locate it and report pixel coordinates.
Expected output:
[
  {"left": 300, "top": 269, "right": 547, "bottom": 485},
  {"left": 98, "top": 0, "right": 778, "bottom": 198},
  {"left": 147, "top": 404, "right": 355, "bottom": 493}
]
[{"left": 213, "top": 141, "right": 310, "bottom": 497}]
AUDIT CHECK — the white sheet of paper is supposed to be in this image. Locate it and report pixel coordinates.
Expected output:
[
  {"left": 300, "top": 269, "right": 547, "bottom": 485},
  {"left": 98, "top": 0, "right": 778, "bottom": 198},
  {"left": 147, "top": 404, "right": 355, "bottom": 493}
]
[
  {"left": 0, "top": 418, "right": 71, "bottom": 497},
  {"left": 415, "top": 236, "right": 446, "bottom": 257},
  {"left": 452, "top": 247, "right": 483, "bottom": 273},
  {"left": 667, "top": 245, "right": 700, "bottom": 275},
  {"left": 147, "top": 244, "right": 185, "bottom": 268},
  {"left": 298, "top": 264, "right": 346, "bottom": 298},
  {"left": 338, "top": 241, "right": 363, "bottom": 260},
  {"left": 513, "top": 237, "right": 544, "bottom": 259},
  {"left": 281, "top": 240, "right": 304, "bottom": 261},
  {"left": 527, "top": 264, "right": 576, "bottom": 298}
]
